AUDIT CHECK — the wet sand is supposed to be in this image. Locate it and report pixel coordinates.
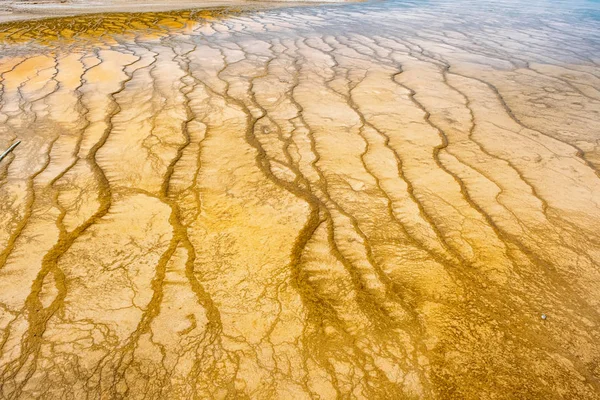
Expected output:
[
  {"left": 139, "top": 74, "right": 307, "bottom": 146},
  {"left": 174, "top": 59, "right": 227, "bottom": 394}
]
[{"left": 1, "top": 0, "right": 600, "bottom": 398}]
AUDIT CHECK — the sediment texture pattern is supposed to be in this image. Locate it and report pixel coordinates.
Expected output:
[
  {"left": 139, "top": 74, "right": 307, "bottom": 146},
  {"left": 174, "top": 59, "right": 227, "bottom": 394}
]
[{"left": 0, "top": 1, "right": 600, "bottom": 398}]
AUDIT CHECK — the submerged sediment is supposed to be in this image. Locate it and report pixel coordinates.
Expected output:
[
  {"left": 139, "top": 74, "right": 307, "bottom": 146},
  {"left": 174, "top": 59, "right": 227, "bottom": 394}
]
[{"left": 0, "top": 1, "right": 600, "bottom": 398}]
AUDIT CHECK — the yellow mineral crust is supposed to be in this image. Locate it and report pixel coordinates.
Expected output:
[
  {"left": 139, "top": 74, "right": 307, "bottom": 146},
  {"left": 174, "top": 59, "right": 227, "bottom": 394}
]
[{"left": 0, "top": 1, "right": 599, "bottom": 399}]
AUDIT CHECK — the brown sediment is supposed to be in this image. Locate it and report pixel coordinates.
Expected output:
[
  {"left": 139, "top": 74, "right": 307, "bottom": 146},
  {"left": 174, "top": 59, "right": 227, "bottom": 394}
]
[
  {"left": 0, "top": 0, "right": 600, "bottom": 398},
  {"left": 0, "top": 0, "right": 341, "bottom": 24}
]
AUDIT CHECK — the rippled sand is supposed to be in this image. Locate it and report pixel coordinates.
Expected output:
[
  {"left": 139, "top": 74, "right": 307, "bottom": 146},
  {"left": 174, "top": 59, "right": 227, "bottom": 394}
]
[{"left": 1, "top": 1, "right": 600, "bottom": 398}]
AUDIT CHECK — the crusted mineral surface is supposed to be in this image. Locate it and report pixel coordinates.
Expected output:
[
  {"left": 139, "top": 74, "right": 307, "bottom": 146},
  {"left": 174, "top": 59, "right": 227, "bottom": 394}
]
[{"left": 0, "top": 1, "right": 599, "bottom": 398}]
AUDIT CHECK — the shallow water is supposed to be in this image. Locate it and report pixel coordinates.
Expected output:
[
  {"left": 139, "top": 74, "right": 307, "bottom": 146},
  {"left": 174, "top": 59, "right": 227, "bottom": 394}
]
[{"left": 0, "top": 0, "right": 600, "bottom": 398}]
